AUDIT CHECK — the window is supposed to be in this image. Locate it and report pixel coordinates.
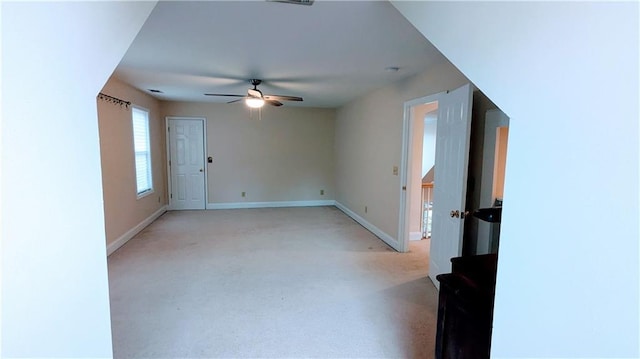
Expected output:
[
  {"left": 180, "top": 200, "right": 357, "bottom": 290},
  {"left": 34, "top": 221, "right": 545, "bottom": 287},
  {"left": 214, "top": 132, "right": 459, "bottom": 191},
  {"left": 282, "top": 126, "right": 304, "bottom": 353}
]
[{"left": 132, "top": 107, "right": 153, "bottom": 197}]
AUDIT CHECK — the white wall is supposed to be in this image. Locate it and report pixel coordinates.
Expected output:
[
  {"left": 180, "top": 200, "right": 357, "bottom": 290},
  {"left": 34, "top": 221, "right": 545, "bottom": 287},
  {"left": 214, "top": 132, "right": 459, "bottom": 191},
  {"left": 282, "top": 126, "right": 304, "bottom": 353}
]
[
  {"left": 422, "top": 112, "right": 437, "bottom": 178},
  {"left": 393, "top": 1, "right": 639, "bottom": 357},
  {"left": 161, "top": 102, "right": 335, "bottom": 205},
  {"left": 1, "top": 2, "right": 156, "bottom": 357},
  {"left": 335, "top": 62, "right": 469, "bottom": 244}
]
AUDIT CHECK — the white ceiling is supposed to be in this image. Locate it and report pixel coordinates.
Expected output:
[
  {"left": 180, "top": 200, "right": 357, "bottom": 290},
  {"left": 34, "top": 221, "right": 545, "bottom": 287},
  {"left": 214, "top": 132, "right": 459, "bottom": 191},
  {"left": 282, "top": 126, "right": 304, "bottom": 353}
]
[{"left": 113, "top": 0, "right": 447, "bottom": 108}]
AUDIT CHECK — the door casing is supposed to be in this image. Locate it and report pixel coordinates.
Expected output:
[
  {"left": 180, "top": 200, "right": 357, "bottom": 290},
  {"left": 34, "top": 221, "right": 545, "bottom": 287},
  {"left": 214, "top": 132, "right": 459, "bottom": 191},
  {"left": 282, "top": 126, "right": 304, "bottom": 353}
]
[
  {"left": 399, "top": 84, "right": 473, "bottom": 288},
  {"left": 399, "top": 92, "right": 442, "bottom": 253},
  {"left": 165, "top": 116, "right": 208, "bottom": 210}
]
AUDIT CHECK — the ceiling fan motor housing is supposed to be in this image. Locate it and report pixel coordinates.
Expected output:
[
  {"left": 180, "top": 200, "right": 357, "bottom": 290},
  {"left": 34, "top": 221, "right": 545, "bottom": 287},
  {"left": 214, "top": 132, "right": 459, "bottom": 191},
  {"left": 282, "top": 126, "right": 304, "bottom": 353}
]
[{"left": 204, "top": 78, "right": 301, "bottom": 107}]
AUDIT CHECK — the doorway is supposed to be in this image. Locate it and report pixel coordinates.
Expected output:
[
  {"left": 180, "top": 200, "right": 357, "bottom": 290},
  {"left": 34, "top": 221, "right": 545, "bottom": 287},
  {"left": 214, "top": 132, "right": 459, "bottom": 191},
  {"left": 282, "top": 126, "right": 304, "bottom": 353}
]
[
  {"left": 399, "top": 93, "right": 441, "bottom": 254},
  {"left": 477, "top": 109, "right": 509, "bottom": 254},
  {"left": 408, "top": 103, "right": 438, "bottom": 242},
  {"left": 399, "top": 84, "right": 474, "bottom": 287},
  {"left": 166, "top": 117, "right": 207, "bottom": 210}
]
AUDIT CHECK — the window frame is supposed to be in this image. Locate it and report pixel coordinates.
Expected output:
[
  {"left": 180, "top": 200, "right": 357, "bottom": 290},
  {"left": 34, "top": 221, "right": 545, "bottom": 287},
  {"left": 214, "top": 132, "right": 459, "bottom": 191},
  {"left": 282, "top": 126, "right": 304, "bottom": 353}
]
[{"left": 131, "top": 105, "right": 154, "bottom": 199}]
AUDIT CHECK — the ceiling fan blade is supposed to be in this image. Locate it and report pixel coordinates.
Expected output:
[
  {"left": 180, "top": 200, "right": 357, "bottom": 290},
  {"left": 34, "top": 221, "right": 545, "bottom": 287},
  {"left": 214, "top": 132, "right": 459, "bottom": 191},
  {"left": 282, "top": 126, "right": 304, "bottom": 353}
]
[
  {"left": 227, "top": 99, "right": 244, "bottom": 104},
  {"left": 204, "top": 93, "right": 244, "bottom": 97},
  {"left": 266, "top": 100, "right": 283, "bottom": 107},
  {"left": 264, "top": 95, "right": 303, "bottom": 102},
  {"left": 248, "top": 88, "right": 263, "bottom": 98}
]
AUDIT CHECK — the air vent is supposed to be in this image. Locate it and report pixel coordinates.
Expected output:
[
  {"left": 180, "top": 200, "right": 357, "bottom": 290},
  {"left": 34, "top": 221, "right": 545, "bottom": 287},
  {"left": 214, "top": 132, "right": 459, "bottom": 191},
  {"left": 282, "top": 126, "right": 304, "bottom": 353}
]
[{"left": 267, "top": 0, "right": 314, "bottom": 5}]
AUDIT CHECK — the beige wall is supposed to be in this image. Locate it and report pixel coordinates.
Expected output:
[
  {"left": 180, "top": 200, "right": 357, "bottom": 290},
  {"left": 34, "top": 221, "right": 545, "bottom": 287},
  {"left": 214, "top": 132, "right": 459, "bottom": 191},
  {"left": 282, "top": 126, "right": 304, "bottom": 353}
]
[
  {"left": 493, "top": 126, "right": 509, "bottom": 200},
  {"left": 409, "top": 108, "right": 425, "bottom": 235},
  {"left": 160, "top": 102, "right": 335, "bottom": 204},
  {"left": 98, "top": 76, "right": 167, "bottom": 247},
  {"left": 335, "top": 61, "right": 469, "bottom": 240}
]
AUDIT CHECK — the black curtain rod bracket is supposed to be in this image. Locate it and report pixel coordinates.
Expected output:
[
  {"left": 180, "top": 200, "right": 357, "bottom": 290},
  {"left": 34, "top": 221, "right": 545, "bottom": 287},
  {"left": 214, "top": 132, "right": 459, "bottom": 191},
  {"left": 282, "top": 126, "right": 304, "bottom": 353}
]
[{"left": 97, "top": 92, "right": 131, "bottom": 109}]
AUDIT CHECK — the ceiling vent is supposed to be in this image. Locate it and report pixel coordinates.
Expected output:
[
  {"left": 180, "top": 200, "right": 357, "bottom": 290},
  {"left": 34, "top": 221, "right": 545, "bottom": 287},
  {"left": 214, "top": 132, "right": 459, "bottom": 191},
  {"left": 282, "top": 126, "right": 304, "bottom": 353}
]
[{"left": 267, "top": 0, "right": 314, "bottom": 5}]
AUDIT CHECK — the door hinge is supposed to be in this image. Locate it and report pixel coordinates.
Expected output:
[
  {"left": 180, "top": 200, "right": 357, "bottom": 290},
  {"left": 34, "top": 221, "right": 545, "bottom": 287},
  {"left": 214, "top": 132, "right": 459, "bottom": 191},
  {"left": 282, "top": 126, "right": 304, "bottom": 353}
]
[
  {"left": 170, "top": 193, "right": 172, "bottom": 199},
  {"left": 169, "top": 160, "right": 171, "bottom": 166}
]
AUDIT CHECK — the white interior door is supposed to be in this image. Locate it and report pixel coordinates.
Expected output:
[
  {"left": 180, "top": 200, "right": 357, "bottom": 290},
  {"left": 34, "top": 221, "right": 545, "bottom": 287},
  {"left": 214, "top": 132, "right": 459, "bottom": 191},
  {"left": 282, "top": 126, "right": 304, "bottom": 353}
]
[
  {"left": 168, "top": 119, "right": 206, "bottom": 210},
  {"left": 429, "top": 84, "right": 473, "bottom": 287}
]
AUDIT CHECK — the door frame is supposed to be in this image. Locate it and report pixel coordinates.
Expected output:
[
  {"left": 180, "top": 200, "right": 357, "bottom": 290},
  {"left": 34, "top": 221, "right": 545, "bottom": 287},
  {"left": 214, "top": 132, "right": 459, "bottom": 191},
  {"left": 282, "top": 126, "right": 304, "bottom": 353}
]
[
  {"left": 398, "top": 92, "right": 442, "bottom": 252},
  {"left": 165, "top": 116, "right": 208, "bottom": 210}
]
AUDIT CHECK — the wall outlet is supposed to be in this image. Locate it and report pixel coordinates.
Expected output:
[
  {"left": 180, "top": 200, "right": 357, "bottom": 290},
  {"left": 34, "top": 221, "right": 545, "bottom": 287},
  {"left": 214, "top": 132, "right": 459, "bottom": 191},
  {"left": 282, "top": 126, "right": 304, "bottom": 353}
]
[
  {"left": 241, "top": 191, "right": 246, "bottom": 197},
  {"left": 393, "top": 166, "right": 399, "bottom": 176},
  {"left": 365, "top": 206, "right": 368, "bottom": 213},
  {"left": 320, "top": 189, "right": 324, "bottom": 195}
]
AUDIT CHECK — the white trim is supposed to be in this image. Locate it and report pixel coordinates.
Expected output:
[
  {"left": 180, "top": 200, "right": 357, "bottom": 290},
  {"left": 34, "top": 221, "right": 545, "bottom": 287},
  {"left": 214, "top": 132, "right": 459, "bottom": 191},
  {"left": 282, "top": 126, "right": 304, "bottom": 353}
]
[
  {"left": 399, "top": 93, "right": 442, "bottom": 253},
  {"left": 334, "top": 201, "right": 401, "bottom": 252},
  {"left": 136, "top": 188, "right": 154, "bottom": 200},
  {"left": 107, "top": 206, "right": 167, "bottom": 256},
  {"left": 165, "top": 117, "right": 171, "bottom": 206},
  {"left": 410, "top": 231, "right": 423, "bottom": 241},
  {"left": 206, "top": 200, "right": 335, "bottom": 210}
]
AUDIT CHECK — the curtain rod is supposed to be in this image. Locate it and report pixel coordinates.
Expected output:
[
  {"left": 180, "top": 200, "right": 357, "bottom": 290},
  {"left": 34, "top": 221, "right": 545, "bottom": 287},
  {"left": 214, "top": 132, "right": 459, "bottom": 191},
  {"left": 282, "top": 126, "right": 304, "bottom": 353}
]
[{"left": 98, "top": 92, "right": 131, "bottom": 109}]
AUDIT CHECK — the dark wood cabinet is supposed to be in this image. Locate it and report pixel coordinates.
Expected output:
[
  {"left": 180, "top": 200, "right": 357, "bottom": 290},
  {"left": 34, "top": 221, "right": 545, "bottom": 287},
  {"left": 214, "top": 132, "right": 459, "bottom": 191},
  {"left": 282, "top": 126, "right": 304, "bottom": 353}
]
[{"left": 435, "top": 254, "right": 498, "bottom": 359}]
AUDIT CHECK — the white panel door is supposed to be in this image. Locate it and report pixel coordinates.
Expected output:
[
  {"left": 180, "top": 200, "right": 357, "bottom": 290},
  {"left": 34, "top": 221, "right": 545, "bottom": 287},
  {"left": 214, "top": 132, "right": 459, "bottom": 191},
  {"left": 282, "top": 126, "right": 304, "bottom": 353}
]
[
  {"left": 169, "top": 119, "right": 205, "bottom": 210},
  {"left": 429, "top": 84, "right": 473, "bottom": 287}
]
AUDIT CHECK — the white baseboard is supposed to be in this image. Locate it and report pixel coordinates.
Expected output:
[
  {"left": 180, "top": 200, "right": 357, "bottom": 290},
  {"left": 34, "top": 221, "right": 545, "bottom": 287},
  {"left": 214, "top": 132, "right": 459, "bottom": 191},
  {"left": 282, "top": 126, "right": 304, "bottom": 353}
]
[
  {"left": 206, "top": 200, "right": 335, "bottom": 210},
  {"left": 334, "top": 201, "right": 401, "bottom": 251},
  {"left": 107, "top": 205, "right": 167, "bottom": 256},
  {"left": 410, "top": 231, "right": 423, "bottom": 241}
]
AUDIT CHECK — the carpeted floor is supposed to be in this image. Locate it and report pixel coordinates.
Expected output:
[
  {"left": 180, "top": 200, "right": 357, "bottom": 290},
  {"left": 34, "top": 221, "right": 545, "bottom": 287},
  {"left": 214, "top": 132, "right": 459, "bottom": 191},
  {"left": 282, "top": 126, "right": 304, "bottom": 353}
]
[{"left": 108, "top": 206, "right": 438, "bottom": 358}]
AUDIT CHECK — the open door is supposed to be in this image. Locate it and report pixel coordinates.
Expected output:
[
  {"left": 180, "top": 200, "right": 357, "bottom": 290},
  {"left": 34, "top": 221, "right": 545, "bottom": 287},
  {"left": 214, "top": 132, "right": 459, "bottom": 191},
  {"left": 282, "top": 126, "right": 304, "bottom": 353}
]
[{"left": 429, "top": 84, "right": 473, "bottom": 287}]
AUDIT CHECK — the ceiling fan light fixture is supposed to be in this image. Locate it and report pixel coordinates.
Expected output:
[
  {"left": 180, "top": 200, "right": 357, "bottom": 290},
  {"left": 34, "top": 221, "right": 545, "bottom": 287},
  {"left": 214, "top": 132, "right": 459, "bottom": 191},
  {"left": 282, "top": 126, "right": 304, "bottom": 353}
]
[
  {"left": 245, "top": 97, "right": 265, "bottom": 108},
  {"left": 267, "top": 0, "right": 314, "bottom": 5}
]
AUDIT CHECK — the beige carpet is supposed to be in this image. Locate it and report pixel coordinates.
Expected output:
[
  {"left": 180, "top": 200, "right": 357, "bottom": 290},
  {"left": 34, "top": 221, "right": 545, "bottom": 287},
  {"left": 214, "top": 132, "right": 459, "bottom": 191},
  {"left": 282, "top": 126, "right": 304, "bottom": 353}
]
[{"left": 108, "top": 206, "right": 438, "bottom": 358}]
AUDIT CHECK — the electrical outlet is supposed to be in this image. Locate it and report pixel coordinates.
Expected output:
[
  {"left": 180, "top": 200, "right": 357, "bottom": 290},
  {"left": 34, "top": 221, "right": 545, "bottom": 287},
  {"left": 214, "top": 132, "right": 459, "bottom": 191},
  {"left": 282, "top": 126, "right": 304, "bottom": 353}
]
[
  {"left": 365, "top": 206, "right": 368, "bottom": 213},
  {"left": 393, "top": 166, "right": 399, "bottom": 176},
  {"left": 241, "top": 191, "right": 246, "bottom": 197},
  {"left": 320, "top": 189, "right": 324, "bottom": 195}
]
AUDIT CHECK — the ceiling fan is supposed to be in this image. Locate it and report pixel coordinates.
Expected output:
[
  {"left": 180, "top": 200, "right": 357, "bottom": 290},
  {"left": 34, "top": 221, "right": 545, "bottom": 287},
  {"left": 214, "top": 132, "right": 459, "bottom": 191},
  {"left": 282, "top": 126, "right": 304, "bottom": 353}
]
[{"left": 204, "top": 79, "right": 303, "bottom": 108}]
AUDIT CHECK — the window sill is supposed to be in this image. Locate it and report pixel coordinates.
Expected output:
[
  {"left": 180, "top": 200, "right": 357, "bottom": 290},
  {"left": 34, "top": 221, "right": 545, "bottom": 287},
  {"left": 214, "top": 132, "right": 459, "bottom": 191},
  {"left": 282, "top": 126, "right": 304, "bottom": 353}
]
[{"left": 137, "top": 189, "right": 154, "bottom": 200}]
